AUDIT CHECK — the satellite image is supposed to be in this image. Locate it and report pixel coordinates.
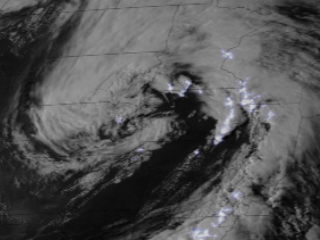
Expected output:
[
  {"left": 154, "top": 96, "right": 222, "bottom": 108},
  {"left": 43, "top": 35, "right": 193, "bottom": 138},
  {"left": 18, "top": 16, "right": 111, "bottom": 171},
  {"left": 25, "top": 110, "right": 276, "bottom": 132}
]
[{"left": 0, "top": 0, "right": 320, "bottom": 239}]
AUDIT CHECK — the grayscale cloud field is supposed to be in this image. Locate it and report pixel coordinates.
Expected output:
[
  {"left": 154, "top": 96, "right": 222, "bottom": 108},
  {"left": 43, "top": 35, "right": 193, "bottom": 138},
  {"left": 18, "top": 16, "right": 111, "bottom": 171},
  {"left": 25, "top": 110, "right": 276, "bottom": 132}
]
[{"left": 0, "top": 0, "right": 320, "bottom": 240}]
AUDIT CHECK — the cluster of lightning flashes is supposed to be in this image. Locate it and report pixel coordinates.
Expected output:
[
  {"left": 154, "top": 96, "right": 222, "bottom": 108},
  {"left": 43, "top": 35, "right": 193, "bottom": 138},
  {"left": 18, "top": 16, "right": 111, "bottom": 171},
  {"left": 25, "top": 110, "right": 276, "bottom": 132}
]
[
  {"left": 117, "top": 50, "right": 275, "bottom": 239},
  {"left": 191, "top": 190, "right": 243, "bottom": 240},
  {"left": 190, "top": 51, "right": 275, "bottom": 240}
]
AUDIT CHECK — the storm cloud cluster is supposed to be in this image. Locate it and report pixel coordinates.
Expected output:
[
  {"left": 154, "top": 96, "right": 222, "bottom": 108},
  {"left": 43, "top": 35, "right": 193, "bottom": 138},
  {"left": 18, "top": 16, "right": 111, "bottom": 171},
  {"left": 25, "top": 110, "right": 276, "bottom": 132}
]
[{"left": 0, "top": 0, "right": 320, "bottom": 240}]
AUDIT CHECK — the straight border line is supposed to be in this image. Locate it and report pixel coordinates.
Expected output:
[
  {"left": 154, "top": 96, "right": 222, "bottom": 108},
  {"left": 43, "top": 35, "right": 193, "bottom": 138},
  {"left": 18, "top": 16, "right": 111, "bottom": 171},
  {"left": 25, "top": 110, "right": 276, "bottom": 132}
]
[{"left": 0, "top": 1, "right": 212, "bottom": 17}]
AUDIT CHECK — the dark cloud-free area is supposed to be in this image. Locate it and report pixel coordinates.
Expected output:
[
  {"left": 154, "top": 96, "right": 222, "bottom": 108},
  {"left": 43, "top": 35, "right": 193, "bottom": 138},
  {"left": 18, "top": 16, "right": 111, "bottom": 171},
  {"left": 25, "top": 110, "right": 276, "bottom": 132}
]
[{"left": 0, "top": 0, "right": 320, "bottom": 240}]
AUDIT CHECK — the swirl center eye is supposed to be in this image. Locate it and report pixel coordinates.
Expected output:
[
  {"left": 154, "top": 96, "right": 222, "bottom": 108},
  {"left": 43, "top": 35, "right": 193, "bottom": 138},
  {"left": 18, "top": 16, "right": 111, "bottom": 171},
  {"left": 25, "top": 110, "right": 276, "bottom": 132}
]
[{"left": 1, "top": 1, "right": 320, "bottom": 240}]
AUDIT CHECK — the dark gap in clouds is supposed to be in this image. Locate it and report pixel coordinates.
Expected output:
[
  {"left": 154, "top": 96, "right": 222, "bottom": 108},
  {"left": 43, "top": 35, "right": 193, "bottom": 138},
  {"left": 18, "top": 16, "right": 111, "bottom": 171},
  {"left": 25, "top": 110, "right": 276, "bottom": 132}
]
[
  {"left": 55, "top": 102, "right": 253, "bottom": 240},
  {"left": 0, "top": 1, "right": 84, "bottom": 141},
  {"left": 276, "top": 3, "right": 320, "bottom": 25},
  {"left": 140, "top": 84, "right": 175, "bottom": 114},
  {"left": 251, "top": 183, "right": 268, "bottom": 201},
  {"left": 130, "top": 119, "right": 252, "bottom": 240},
  {"left": 42, "top": 72, "right": 215, "bottom": 238}
]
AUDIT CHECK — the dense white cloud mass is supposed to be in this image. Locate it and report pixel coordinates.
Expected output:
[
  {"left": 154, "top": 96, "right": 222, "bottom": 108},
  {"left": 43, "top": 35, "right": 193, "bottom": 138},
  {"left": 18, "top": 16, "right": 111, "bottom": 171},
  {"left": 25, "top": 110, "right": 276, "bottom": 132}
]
[{"left": 0, "top": 0, "right": 320, "bottom": 240}]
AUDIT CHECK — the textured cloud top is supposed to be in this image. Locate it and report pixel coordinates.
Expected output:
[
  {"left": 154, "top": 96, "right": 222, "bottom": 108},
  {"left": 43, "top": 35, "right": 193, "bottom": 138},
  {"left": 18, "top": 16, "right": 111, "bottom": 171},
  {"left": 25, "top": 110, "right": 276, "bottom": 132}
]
[{"left": 0, "top": 0, "right": 320, "bottom": 240}]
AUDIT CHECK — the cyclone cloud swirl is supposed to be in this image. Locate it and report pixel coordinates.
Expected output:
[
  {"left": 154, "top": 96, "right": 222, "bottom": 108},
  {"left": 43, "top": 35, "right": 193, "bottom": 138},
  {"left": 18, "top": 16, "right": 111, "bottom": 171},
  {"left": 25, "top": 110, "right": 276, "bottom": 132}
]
[{"left": 1, "top": 1, "right": 320, "bottom": 240}]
